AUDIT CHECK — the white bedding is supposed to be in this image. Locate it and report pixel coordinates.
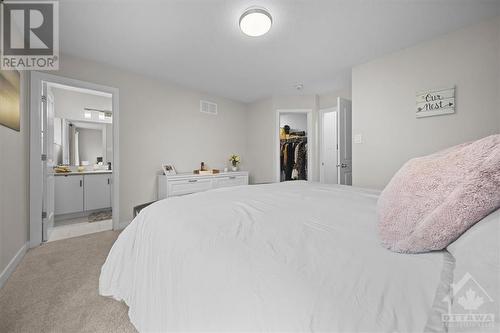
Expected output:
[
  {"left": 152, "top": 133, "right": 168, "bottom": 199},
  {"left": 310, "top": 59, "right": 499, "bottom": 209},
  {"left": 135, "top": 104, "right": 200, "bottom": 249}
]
[{"left": 100, "top": 182, "right": 453, "bottom": 332}]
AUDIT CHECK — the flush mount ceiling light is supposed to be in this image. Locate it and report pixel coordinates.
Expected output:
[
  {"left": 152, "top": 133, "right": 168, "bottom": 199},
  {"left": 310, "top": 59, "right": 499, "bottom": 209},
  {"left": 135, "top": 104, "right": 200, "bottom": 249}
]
[{"left": 239, "top": 7, "right": 272, "bottom": 37}]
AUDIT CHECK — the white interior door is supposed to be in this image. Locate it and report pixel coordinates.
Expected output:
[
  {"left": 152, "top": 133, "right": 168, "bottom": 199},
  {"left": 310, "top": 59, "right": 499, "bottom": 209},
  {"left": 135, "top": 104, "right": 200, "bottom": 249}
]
[
  {"left": 337, "top": 97, "right": 352, "bottom": 185},
  {"left": 46, "top": 92, "right": 55, "bottom": 237},
  {"left": 319, "top": 109, "right": 338, "bottom": 184},
  {"left": 41, "top": 84, "right": 55, "bottom": 241},
  {"left": 41, "top": 82, "right": 48, "bottom": 241}
]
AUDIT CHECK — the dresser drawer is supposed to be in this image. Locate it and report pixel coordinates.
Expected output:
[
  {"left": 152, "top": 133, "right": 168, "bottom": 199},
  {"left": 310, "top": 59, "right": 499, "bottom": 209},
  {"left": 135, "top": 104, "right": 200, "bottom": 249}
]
[
  {"left": 167, "top": 178, "right": 213, "bottom": 197},
  {"left": 214, "top": 175, "right": 248, "bottom": 188},
  {"left": 158, "top": 172, "right": 249, "bottom": 199}
]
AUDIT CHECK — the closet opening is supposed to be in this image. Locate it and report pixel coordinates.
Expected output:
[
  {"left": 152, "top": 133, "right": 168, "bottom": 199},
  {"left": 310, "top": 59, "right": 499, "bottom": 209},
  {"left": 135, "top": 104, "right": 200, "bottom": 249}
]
[{"left": 275, "top": 109, "right": 312, "bottom": 182}]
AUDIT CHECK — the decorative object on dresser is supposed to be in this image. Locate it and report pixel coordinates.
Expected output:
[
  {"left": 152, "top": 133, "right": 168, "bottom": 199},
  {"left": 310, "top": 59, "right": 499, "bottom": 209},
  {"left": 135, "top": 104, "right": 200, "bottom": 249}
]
[
  {"left": 194, "top": 162, "right": 220, "bottom": 175},
  {"left": 229, "top": 154, "right": 241, "bottom": 171},
  {"left": 194, "top": 169, "right": 220, "bottom": 175},
  {"left": 158, "top": 171, "right": 249, "bottom": 199},
  {"left": 162, "top": 164, "right": 177, "bottom": 175}
]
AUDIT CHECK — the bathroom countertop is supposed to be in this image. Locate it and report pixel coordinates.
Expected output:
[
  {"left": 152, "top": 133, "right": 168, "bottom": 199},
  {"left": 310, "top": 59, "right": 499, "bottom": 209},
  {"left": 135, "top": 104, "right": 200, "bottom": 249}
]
[{"left": 53, "top": 170, "right": 113, "bottom": 176}]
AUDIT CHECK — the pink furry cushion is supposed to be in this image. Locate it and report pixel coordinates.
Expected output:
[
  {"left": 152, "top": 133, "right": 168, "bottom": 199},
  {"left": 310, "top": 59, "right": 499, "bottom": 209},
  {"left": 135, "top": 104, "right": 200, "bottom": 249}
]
[{"left": 377, "top": 134, "right": 500, "bottom": 253}]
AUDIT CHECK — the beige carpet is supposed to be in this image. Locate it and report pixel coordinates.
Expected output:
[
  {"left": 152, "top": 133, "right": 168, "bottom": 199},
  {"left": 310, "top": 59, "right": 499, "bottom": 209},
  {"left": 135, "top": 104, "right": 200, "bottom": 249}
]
[{"left": 0, "top": 231, "right": 137, "bottom": 333}]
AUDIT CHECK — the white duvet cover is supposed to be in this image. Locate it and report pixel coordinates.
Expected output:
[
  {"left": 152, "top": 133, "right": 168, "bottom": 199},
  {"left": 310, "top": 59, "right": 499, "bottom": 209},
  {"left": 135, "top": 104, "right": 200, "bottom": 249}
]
[{"left": 100, "top": 182, "right": 453, "bottom": 332}]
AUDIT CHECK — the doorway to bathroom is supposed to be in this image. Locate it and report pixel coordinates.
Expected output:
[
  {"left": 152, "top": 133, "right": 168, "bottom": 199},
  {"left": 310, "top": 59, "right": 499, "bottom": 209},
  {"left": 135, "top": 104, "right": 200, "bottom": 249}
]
[{"left": 29, "top": 73, "right": 120, "bottom": 247}]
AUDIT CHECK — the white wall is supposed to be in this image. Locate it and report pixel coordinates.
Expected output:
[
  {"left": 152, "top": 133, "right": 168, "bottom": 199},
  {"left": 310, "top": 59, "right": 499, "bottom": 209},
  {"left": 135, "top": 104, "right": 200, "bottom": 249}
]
[
  {"left": 245, "top": 91, "right": 353, "bottom": 184},
  {"left": 280, "top": 113, "right": 307, "bottom": 132},
  {"left": 78, "top": 128, "right": 103, "bottom": 164},
  {"left": 318, "top": 87, "right": 352, "bottom": 109},
  {"left": 245, "top": 95, "right": 318, "bottom": 184},
  {"left": 52, "top": 88, "right": 112, "bottom": 123},
  {"left": 52, "top": 54, "right": 248, "bottom": 223},
  {"left": 352, "top": 16, "right": 500, "bottom": 190},
  {"left": 0, "top": 72, "right": 29, "bottom": 283},
  {"left": 105, "top": 124, "right": 113, "bottom": 165},
  {"left": 245, "top": 98, "right": 276, "bottom": 184}
]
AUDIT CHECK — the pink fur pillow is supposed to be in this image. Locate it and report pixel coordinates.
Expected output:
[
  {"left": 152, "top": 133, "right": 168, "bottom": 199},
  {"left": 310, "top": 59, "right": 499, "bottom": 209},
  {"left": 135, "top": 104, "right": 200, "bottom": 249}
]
[{"left": 377, "top": 134, "right": 500, "bottom": 253}]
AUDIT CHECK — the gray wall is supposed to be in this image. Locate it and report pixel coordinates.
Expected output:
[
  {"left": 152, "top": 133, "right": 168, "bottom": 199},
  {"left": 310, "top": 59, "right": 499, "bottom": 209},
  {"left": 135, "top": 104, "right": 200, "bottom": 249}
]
[
  {"left": 352, "top": 16, "right": 500, "bottom": 190},
  {"left": 53, "top": 54, "right": 249, "bottom": 223},
  {"left": 0, "top": 72, "right": 29, "bottom": 281}
]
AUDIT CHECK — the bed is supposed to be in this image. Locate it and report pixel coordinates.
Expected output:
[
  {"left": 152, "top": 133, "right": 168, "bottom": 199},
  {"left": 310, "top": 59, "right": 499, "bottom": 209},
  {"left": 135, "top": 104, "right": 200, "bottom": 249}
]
[{"left": 99, "top": 182, "right": 496, "bottom": 332}]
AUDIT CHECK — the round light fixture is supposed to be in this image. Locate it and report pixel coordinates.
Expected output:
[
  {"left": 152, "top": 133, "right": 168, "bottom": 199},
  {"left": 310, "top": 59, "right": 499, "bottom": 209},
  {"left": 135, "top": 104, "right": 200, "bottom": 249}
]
[{"left": 239, "top": 7, "right": 272, "bottom": 37}]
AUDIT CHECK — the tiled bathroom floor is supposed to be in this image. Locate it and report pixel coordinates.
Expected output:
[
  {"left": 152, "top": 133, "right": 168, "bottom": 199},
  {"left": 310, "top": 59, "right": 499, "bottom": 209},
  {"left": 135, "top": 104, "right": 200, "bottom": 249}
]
[{"left": 47, "top": 219, "right": 113, "bottom": 242}]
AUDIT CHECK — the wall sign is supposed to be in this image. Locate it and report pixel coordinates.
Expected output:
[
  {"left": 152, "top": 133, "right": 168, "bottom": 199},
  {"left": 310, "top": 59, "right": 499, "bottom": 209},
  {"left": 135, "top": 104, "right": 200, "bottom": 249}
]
[{"left": 416, "top": 87, "right": 455, "bottom": 118}]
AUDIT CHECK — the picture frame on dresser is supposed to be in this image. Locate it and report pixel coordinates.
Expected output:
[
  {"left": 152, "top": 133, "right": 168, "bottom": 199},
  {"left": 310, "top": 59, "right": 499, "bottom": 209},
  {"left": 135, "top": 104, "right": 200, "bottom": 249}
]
[{"left": 162, "top": 164, "right": 177, "bottom": 175}]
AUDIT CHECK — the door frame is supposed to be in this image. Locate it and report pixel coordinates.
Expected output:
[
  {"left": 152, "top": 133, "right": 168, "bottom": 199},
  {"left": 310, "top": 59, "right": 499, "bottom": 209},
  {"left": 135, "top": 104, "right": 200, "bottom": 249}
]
[
  {"left": 275, "top": 109, "right": 313, "bottom": 182},
  {"left": 29, "top": 72, "right": 120, "bottom": 248},
  {"left": 318, "top": 107, "right": 337, "bottom": 184}
]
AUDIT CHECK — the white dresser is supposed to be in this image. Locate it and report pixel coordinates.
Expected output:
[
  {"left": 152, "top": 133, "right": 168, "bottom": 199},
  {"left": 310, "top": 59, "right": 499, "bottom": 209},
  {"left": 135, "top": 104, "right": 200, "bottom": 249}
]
[{"left": 158, "top": 171, "right": 249, "bottom": 199}]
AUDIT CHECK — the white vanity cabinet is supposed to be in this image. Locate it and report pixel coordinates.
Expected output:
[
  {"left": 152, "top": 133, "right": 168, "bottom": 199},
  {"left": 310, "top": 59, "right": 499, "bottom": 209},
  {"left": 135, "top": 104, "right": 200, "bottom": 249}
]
[
  {"left": 158, "top": 171, "right": 249, "bottom": 199},
  {"left": 54, "top": 172, "right": 112, "bottom": 217},
  {"left": 84, "top": 174, "right": 112, "bottom": 211},
  {"left": 55, "top": 175, "right": 84, "bottom": 215}
]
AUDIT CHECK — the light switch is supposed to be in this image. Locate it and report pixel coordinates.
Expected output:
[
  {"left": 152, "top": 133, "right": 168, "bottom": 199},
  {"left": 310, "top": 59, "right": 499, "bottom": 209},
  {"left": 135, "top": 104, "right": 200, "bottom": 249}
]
[{"left": 354, "top": 134, "right": 363, "bottom": 144}]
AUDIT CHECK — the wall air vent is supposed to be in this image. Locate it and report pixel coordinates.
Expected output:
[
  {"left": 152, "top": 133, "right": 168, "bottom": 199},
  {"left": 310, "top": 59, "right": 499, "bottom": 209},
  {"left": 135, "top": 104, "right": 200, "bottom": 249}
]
[{"left": 200, "top": 100, "right": 218, "bottom": 115}]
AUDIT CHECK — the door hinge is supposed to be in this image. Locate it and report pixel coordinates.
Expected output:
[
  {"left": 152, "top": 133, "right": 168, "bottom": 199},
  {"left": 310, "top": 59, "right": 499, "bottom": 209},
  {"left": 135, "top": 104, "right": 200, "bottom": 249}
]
[
  {"left": 41, "top": 154, "right": 47, "bottom": 161},
  {"left": 42, "top": 211, "right": 47, "bottom": 219},
  {"left": 41, "top": 95, "right": 47, "bottom": 103}
]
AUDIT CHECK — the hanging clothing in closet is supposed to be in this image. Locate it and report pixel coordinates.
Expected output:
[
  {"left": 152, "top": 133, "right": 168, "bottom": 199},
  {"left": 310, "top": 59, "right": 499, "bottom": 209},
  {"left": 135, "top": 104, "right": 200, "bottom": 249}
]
[{"left": 280, "top": 137, "right": 307, "bottom": 181}]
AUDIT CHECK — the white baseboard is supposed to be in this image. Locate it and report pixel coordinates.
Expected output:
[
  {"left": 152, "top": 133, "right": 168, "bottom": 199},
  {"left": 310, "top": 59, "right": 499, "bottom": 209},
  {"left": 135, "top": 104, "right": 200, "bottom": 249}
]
[{"left": 0, "top": 242, "right": 28, "bottom": 289}]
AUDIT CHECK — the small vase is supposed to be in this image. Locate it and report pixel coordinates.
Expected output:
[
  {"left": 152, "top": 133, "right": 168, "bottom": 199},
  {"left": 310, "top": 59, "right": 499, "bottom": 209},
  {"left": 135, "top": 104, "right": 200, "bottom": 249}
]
[{"left": 231, "top": 166, "right": 238, "bottom": 172}]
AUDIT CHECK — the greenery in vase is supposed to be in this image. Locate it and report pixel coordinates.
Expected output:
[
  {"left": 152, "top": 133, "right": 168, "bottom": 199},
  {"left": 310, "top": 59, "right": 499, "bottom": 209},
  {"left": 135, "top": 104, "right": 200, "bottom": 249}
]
[{"left": 229, "top": 154, "right": 241, "bottom": 167}]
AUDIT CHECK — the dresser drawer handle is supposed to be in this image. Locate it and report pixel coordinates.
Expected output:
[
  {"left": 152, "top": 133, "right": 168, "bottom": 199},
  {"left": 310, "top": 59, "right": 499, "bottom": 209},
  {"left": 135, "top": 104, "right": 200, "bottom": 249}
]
[
  {"left": 188, "top": 179, "right": 198, "bottom": 183},
  {"left": 229, "top": 176, "right": 236, "bottom": 179}
]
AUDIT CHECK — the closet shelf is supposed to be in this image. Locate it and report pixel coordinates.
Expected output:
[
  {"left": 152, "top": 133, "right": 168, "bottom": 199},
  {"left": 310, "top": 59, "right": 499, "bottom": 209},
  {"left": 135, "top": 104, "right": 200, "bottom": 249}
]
[{"left": 280, "top": 136, "right": 307, "bottom": 143}]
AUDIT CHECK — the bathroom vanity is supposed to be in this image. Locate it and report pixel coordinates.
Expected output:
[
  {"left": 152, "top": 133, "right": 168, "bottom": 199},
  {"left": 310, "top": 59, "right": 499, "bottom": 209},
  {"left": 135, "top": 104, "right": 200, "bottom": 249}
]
[{"left": 54, "top": 170, "right": 112, "bottom": 217}]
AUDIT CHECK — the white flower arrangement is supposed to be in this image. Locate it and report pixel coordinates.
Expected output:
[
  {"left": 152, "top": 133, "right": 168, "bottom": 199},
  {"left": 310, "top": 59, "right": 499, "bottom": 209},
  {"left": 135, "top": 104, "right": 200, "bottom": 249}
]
[{"left": 229, "top": 154, "right": 241, "bottom": 167}]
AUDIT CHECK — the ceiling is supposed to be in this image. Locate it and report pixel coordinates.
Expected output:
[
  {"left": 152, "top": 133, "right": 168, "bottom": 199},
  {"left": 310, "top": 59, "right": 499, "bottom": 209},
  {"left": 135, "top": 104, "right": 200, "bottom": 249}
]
[{"left": 59, "top": 0, "right": 500, "bottom": 103}]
